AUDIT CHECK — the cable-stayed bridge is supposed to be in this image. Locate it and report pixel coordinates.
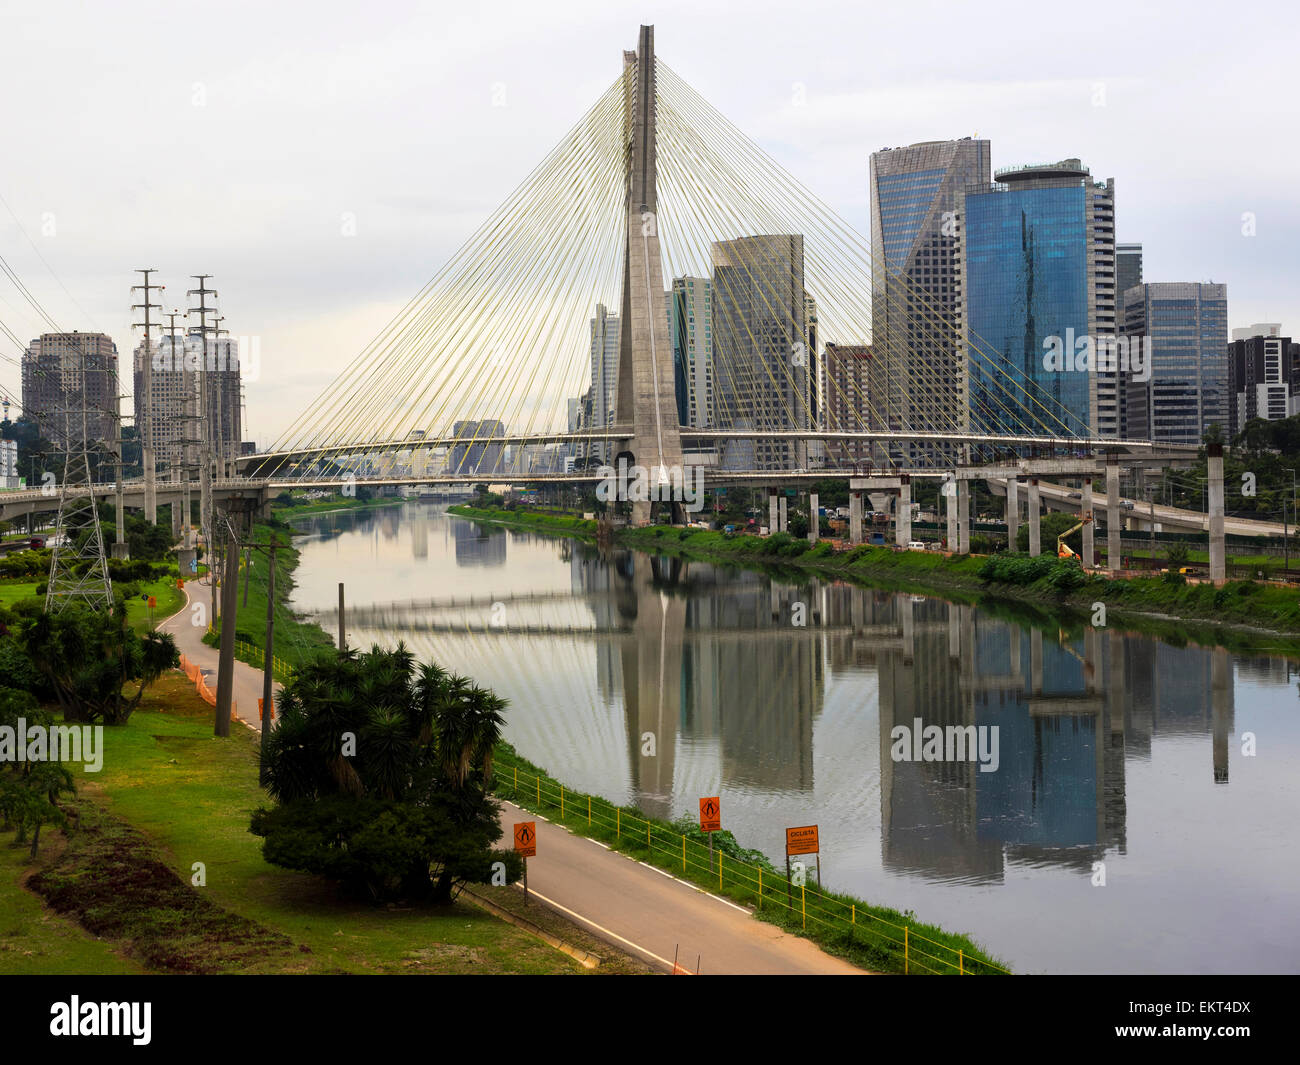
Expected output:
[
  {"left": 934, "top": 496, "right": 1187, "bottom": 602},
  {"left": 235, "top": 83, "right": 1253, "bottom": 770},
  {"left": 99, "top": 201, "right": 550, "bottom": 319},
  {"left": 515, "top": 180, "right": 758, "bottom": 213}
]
[{"left": 2, "top": 26, "right": 1242, "bottom": 576}]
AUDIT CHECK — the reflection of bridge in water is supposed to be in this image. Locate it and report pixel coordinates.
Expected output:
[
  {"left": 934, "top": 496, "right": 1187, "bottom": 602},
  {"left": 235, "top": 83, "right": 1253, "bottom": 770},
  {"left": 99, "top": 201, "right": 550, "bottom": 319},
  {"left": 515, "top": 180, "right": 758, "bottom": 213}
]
[{"left": 327, "top": 535, "right": 1244, "bottom": 878}]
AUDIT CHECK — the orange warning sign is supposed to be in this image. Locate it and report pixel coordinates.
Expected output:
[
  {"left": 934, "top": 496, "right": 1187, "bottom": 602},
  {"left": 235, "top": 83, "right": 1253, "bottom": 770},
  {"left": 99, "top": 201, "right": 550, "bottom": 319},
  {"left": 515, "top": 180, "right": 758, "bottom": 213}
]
[
  {"left": 699, "top": 796, "right": 720, "bottom": 832},
  {"left": 786, "top": 824, "right": 819, "bottom": 856},
  {"left": 148, "top": 596, "right": 157, "bottom": 608},
  {"left": 513, "top": 821, "right": 537, "bottom": 857}
]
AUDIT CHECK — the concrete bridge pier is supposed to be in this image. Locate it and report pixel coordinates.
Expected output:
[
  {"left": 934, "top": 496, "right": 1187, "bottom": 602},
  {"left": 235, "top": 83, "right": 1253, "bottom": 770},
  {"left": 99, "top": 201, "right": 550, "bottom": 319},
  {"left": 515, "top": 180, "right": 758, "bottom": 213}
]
[
  {"left": 809, "top": 492, "right": 819, "bottom": 543},
  {"left": 1030, "top": 627, "right": 1044, "bottom": 695},
  {"left": 957, "top": 479, "right": 971, "bottom": 553},
  {"left": 896, "top": 477, "right": 911, "bottom": 546},
  {"left": 779, "top": 494, "right": 788, "bottom": 533},
  {"left": 849, "top": 490, "right": 863, "bottom": 545},
  {"left": 1208, "top": 443, "right": 1226, "bottom": 585},
  {"left": 945, "top": 480, "right": 958, "bottom": 549},
  {"left": 1211, "top": 646, "right": 1230, "bottom": 782},
  {"left": 768, "top": 488, "right": 778, "bottom": 534},
  {"left": 901, "top": 596, "right": 915, "bottom": 663},
  {"left": 172, "top": 501, "right": 182, "bottom": 538},
  {"left": 1081, "top": 476, "right": 1095, "bottom": 566},
  {"left": 111, "top": 542, "right": 130, "bottom": 560},
  {"left": 1027, "top": 478, "right": 1042, "bottom": 556},
  {"left": 1006, "top": 478, "right": 1019, "bottom": 549},
  {"left": 1106, "top": 453, "right": 1121, "bottom": 574}
]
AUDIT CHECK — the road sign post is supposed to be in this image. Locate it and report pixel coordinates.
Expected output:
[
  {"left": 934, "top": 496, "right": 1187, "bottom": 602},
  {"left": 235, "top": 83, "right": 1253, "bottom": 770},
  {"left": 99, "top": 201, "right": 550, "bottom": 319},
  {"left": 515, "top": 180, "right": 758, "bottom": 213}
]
[
  {"left": 785, "top": 824, "right": 821, "bottom": 902},
  {"left": 514, "top": 821, "right": 537, "bottom": 905},
  {"left": 699, "top": 796, "right": 720, "bottom": 871}
]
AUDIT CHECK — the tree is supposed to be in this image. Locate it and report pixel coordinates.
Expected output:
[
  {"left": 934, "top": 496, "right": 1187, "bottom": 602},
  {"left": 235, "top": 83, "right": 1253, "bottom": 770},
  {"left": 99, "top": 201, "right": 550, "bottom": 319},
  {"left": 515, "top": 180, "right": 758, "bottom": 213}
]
[
  {"left": 0, "top": 688, "right": 75, "bottom": 856},
  {"left": 251, "top": 645, "right": 521, "bottom": 902},
  {"left": 19, "top": 605, "right": 178, "bottom": 725}
]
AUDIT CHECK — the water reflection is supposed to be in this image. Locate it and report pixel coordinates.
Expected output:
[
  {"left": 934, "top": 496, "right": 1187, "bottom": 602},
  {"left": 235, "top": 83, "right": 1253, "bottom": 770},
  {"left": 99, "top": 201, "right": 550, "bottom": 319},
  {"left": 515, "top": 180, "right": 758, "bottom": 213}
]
[{"left": 289, "top": 506, "right": 1300, "bottom": 973}]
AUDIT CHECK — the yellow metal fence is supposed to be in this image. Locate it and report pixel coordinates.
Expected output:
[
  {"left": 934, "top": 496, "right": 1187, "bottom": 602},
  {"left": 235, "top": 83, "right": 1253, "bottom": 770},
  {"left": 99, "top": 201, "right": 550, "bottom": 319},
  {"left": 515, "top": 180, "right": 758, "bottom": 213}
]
[
  {"left": 493, "top": 756, "right": 1010, "bottom": 976},
  {"left": 232, "top": 638, "right": 296, "bottom": 683}
]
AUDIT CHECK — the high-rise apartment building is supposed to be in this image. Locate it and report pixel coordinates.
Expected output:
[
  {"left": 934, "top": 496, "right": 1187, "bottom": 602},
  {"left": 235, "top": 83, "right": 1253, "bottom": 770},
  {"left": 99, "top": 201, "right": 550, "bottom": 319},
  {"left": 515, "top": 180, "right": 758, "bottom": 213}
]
[
  {"left": 711, "top": 234, "right": 810, "bottom": 471},
  {"left": 1228, "top": 323, "right": 1300, "bottom": 435},
  {"left": 189, "top": 331, "right": 243, "bottom": 468},
  {"left": 959, "top": 159, "right": 1117, "bottom": 438},
  {"left": 133, "top": 333, "right": 191, "bottom": 477},
  {"left": 21, "top": 332, "right": 119, "bottom": 450},
  {"left": 1122, "top": 283, "right": 1228, "bottom": 444},
  {"left": 870, "top": 138, "right": 990, "bottom": 463}
]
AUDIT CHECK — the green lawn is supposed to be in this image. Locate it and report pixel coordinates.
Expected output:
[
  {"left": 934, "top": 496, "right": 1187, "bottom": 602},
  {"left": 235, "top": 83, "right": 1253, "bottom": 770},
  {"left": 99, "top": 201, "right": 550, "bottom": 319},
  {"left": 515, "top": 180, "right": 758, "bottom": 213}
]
[
  {"left": 38, "top": 673, "right": 585, "bottom": 974},
  {"left": 0, "top": 575, "right": 187, "bottom": 633}
]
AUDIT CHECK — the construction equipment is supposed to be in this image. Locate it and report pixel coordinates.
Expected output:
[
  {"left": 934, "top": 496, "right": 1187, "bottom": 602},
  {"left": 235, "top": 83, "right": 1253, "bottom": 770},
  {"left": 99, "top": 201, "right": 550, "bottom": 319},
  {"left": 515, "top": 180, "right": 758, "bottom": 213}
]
[{"left": 1057, "top": 515, "right": 1093, "bottom": 560}]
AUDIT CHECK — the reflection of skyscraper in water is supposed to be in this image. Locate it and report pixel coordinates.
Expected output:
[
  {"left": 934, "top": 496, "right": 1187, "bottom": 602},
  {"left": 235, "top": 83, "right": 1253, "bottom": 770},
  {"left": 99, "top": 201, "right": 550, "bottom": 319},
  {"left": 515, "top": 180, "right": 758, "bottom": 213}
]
[
  {"left": 570, "top": 546, "right": 624, "bottom": 706},
  {"left": 571, "top": 554, "right": 825, "bottom": 816},
  {"left": 874, "top": 598, "right": 1248, "bottom": 881},
  {"left": 1117, "top": 640, "right": 1235, "bottom": 783},
  {"left": 878, "top": 598, "right": 1005, "bottom": 881},
  {"left": 411, "top": 510, "right": 428, "bottom": 560},
  {"left": 713, "top": 582, "right": 822, "bottom": 791},
  {"left": 452, "top": 521, "right": 506, "bottom": 567}
]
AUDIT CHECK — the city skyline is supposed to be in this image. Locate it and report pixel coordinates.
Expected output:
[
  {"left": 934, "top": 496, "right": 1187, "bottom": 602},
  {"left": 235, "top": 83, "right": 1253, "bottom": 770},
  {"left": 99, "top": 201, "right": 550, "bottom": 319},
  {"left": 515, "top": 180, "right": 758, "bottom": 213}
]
[{"left": 0, "top": 0, "right": 1294, "bottom": 445}]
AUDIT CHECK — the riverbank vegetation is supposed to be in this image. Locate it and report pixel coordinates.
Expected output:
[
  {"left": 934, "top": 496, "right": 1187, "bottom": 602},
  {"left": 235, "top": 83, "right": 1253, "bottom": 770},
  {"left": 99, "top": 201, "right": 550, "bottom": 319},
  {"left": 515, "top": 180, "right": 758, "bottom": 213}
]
[{"left": 448, "top": 504, "right": 1300, "bottom": 649}]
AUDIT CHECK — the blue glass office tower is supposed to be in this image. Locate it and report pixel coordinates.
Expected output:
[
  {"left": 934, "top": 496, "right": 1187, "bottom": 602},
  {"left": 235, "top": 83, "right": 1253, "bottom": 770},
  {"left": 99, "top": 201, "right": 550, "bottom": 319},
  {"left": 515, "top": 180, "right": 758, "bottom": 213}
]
[
  {"left": 959, "top": 160, "right": 1118, "bottom": 439},
  {"left": 870, "top": 139, "right": 991, "bottom": 464}
]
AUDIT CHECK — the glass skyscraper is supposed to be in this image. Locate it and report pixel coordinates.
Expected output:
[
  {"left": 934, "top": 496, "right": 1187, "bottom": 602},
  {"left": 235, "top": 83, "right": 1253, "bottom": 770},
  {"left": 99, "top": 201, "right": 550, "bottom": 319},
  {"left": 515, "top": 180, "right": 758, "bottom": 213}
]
[
  {"left": 1123, "top": 283, "right": 1228, "bottom": 444},
  {"left": 870, "top": 138, "right": 990, "bottom": 465},
  {"left": 959, "top": 159, "right": 1117, "bottom": 439}
]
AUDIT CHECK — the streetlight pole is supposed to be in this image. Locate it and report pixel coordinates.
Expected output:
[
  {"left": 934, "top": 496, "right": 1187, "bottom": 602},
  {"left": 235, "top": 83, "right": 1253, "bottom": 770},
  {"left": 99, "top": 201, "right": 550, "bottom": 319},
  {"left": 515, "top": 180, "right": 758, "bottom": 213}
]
[{"left": 1284, "top": 469, "right": 1296, "bottom": 579}]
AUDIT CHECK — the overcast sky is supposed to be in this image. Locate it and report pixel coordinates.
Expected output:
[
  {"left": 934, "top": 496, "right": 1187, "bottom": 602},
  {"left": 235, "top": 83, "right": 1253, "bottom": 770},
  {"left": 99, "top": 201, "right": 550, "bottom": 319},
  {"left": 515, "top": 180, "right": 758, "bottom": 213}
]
[{"left": 0, "top": 0, "right": 1295, "bottom": 445}]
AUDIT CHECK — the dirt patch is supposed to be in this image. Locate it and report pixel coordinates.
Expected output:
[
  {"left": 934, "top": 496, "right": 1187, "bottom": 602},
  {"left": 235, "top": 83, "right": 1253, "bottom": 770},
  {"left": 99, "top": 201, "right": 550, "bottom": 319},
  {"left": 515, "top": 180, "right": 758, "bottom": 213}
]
[{"left": 27, "top": 800, "right": 295, "bottom": 974}]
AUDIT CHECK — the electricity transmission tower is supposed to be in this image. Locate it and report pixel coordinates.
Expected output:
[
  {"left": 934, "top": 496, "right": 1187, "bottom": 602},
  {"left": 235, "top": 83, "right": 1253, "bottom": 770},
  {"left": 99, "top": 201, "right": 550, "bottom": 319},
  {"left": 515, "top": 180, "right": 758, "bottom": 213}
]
[
  {"left": 46, "top": 347, "right": 113, "bottom": 613},
  {"left": 131, "top": 267, "right": 163, "bottom": 523}
]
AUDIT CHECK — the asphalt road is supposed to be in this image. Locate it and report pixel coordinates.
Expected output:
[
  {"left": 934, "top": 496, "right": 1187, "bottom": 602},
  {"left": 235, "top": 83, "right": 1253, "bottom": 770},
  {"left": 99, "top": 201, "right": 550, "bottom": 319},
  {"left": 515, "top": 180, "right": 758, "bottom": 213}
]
[
  {"left": 157, "top": 579, "right": 272, "bottom": 733},
  {"left": 497, "top": 799, "right": 865, "bottom": 975}
]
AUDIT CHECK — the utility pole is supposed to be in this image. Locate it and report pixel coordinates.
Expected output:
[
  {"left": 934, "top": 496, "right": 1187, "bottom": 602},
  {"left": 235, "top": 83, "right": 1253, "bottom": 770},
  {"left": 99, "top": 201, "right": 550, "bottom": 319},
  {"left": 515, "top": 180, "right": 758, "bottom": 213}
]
[
  {"left": 111, "top": 343, "right": 128, "bottom": 559},
  {"left": 214, "top": 504, "right": 251, "bottom": 738},
  {"left": 165, "top": 310, "right": 193, "bottom": 542},
  {"left": 211, "top": 313, "right": 228, "bottom": 480},
  {"left": 1284, "top": 468, "right": 1295, "bottom": 578},
  {"left": 131, "top": 269, "right": 162, "bottom": 524},
  {"left": 188, "top": 275, "right": 218, "bottom": 628},
  {"left": 261, "top": 543, "right": 276, "bottom": 784}
]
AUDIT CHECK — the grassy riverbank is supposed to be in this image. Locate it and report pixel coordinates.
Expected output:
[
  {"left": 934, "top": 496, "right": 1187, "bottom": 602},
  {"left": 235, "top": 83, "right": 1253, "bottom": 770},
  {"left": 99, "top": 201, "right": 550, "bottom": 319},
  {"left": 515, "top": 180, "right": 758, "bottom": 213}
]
[
  {"left": 449, "top": 504, "right": 1300, "bottom": 655},
  {"left": 270, "top": 494, "right": 406, "bottom": 520},
  {"left": 1, "top": 673, "right": 603, "bottom": 975}
]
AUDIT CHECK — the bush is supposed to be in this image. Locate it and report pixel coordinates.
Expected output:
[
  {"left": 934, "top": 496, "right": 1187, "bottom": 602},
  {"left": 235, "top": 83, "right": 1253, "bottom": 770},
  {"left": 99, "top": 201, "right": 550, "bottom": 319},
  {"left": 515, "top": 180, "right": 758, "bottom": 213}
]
[{"left": 252, "top": 645, "right": 520, "bottom": 903}]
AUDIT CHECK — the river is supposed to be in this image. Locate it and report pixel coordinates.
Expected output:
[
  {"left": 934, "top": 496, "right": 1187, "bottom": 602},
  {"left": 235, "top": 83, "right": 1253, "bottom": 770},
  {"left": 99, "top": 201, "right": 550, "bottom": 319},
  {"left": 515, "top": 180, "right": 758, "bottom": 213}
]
[{"left": 286, "top": 501, "right": 1300, "bottom": 975}]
